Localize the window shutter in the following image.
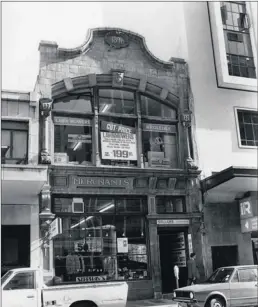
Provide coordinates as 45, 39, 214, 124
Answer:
220, 5, 228, 25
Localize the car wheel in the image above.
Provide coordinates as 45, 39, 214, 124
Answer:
209, 297, 225, 307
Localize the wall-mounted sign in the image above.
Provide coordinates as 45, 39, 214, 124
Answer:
76, 275, 107, 282
101, 132, 137, 161
49, 218, 62, 239
54, 153, 68, 164
117, 238, 128, 253
240, 216, 258, 233
70, 176, 133, 188
157, 219, 190, 226
239, 197, 253, 219
54, 116, 91, 126
68, 134, 92, 143
105, 31, 129, 49
171, 249, 187, 267
188, 233, 193, 254
142, 123, 176, 134
101, 121, 136, 134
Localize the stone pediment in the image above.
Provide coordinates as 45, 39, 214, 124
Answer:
53, 27, 175, 70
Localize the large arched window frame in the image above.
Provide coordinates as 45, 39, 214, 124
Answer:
51, 74, 180, 169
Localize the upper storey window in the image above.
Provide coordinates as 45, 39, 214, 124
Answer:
208, 2, 257, 91
53, 96, 93, 165
99, 89, 135, 115
52, 90, 179, 168
221, 2, 256, 78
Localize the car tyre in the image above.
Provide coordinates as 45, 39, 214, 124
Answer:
209, 297, 225, 307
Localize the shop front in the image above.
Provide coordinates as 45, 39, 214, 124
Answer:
49, 168, 200, 300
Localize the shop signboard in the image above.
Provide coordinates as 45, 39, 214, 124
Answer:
157, 219, 190, 226
239, 197, 254, 219
142, 123, 176, 134
68, 134, 92, 143
49, 218, 62, 239
54, 116, 91, 126
70, 176, 133, 188
117, 238, 128, 253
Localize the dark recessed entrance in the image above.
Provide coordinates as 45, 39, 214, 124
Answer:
211, 245, 238, 271
1, 225, 30, 276
158, 228, 188, 293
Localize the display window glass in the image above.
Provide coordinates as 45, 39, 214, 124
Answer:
142, 121, 177, 168
54, 116, 92, 165
52, 197, 149, 283
141, 95, 177, 119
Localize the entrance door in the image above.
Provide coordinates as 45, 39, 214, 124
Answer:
159, 230, 188, 293
1, 225, 30, 276
211, 245, 238, 271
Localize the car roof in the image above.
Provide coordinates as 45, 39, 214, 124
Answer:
6, 268, 37, 273
218, 265, 258, 270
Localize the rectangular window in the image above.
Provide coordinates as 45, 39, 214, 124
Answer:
141, 96, 177, 119
237, 109, 258, 147
52, 197, 149, 283
54, 116, 93, 165
221, 2, 256, 79
99, 117, 137, 167
156, 197, 186, 213
1, 121, 28, 164
142, 122, 177, 168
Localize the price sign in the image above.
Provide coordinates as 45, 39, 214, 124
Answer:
101, 132, 137, 161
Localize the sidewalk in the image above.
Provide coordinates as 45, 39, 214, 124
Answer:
126, 299, 178, 307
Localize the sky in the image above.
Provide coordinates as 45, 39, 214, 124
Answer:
2, 2, 187, 92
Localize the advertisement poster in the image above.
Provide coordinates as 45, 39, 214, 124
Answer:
171, 249, 187, 267
68, 134, 92, 143
101, 132, 137, 160
117, 238, 128, 253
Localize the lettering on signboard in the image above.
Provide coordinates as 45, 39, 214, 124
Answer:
76, 275, 107, 282
239, 198, 253, 219
157, 219, 190, 226
70, 176, 133, 189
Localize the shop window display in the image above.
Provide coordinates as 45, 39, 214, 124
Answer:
52, 197, 148, 283
142, 121, 177, 168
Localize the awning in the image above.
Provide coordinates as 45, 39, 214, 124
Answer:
201, 166, 258, 203
1, 165, 48, 204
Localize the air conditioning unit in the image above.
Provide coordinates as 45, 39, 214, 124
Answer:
72, 198, 84, 213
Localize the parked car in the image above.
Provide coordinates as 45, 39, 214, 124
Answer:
1, 267, 128, 307
172, 265, 258, 307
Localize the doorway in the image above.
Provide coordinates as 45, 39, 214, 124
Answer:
159, 229, 188, 293
211, 245, 238, 271
1, 225, 30, 276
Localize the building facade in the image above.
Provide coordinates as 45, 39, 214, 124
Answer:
1, 90, 48, 276
31, 28, 206, 300
181, 1, 258, 277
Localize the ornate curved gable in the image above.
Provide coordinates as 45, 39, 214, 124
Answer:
57, 27, 174, 70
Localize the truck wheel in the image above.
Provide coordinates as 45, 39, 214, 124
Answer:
209, 297, 225, 307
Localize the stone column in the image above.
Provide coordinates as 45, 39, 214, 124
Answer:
136, 93, 143, 168
93, 88, 101, 167
39, 98, 53, 164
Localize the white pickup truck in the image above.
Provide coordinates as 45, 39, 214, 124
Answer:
1, 268, 128, 307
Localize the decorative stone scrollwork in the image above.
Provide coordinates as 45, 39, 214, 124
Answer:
39, 98, 53, 118
180, 110, 192, 127
112, 70, 125, 87
186, 157, 198, 170
40, 149, 51, 165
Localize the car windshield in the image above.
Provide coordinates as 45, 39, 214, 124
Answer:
1, 271, 13, 285
206, 268, 234, 283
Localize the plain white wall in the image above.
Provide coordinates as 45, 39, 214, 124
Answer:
183, 2, 257, 177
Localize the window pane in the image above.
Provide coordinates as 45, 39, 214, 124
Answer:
140, 96, 176, 119
54, 117, 92, 165
238, 268, 258, 282
156, 197, 185, 213
4, 272, 34, 290
1, 130, 11, 158
53, 96, 92, 113
99, 89, 135, 115
117, 199, 146, 214
142, 123, 177, 168
13, 131, 27, 159
237, 110, 258, 146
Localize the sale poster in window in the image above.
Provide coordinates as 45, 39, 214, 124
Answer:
101, 132, 137, 160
